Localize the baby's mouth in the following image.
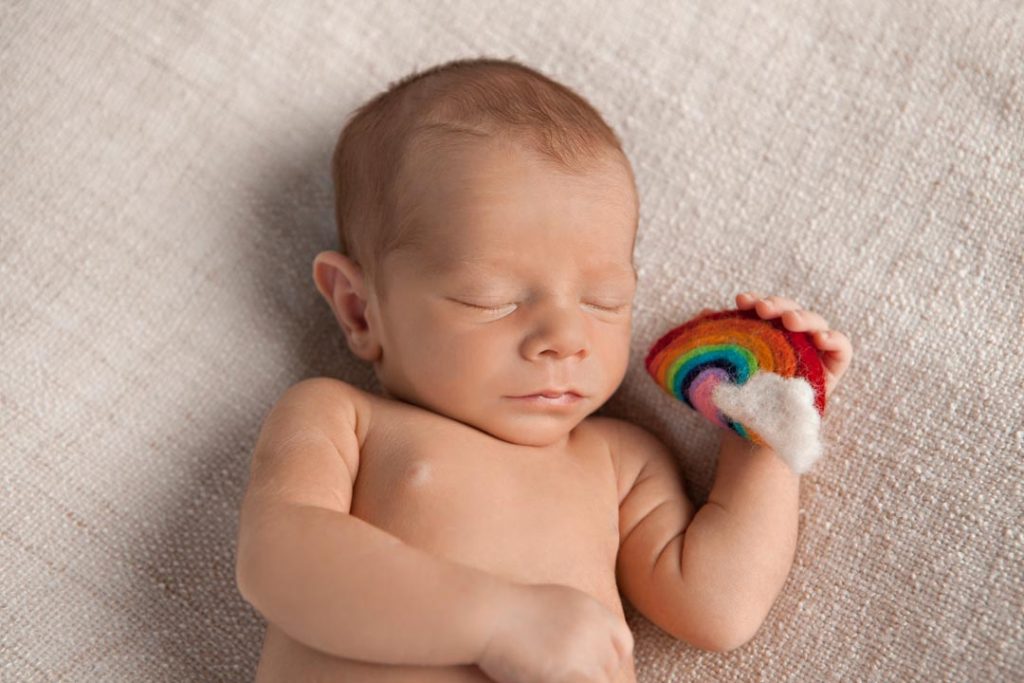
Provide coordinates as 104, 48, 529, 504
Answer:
506, 391, 583, 407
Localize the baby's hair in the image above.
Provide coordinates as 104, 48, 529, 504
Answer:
330, 55, 634, 300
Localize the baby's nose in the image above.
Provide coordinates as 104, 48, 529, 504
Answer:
522, 303, 590, 360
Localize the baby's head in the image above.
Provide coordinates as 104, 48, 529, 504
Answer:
313, 57, 639, 449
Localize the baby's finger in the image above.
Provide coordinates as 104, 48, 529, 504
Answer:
812, 329, 853, 383
736, 292, 762, 309
779, 308, 830, 333
755, 295, 802, 319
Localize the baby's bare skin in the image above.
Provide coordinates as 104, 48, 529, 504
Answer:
239, 134, 644, 681
252, 384, 636, 682
237, 122, 854, 679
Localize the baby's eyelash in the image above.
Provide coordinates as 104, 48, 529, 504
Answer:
457, 300, 627, 313
469, 302, 514, 312
586, 302, 629, 313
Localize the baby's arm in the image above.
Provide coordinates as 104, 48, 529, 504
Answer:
681, 430, 800, 645
618, 293, 849, 651
235, 379, 511, 666
612, 422, 799, 652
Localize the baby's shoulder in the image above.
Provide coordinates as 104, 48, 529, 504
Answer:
579, 415, 667, 496
577, 415, 632, 471
278, 376, 377, 443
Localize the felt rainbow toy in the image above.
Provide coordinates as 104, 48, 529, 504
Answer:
644, 308, 828, 474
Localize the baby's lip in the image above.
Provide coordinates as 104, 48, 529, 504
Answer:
510, 388, 583, 399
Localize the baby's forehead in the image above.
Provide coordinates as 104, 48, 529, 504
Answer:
403, 151, 635, 222
391, 136, 637, 273
404, 131, 634, 189
406, 234, 636, 283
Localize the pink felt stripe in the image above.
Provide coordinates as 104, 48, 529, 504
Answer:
690, 367, 730, 428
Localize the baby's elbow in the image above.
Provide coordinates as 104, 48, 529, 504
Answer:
687, 632, 755, 654
682, 612, 765, 653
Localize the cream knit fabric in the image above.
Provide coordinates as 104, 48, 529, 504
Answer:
2, 1, 1021, 680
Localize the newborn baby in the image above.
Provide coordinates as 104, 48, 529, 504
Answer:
235, 57, 851, 682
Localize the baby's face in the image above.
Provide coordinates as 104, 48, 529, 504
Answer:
370, 137, 638, 449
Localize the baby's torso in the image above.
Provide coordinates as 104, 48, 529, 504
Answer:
254, 387, 636, 683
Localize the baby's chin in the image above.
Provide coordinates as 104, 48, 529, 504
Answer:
468, 405, 595, 449
376, 382, 596, 448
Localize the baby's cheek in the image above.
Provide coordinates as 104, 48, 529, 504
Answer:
598, 333, 630, 393
429, 343, 489, 391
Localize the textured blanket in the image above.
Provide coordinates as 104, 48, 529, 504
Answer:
2, 1, 1021, 680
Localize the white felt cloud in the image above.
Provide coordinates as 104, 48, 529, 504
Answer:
712, 372, 823, 474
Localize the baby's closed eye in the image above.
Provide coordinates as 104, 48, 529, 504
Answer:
447, 299, 517, 316
582, 301, 631, 312
451, 299, 630, 318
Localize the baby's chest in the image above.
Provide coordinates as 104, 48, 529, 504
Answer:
349, 435, 621, 589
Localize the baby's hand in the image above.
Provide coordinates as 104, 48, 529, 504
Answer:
731, 292, 852, 400
477, 582, 633, 683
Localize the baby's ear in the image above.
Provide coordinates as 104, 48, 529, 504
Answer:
311, 251, 380, 362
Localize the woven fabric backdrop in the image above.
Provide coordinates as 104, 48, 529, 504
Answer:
2, 0, 1022, 680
